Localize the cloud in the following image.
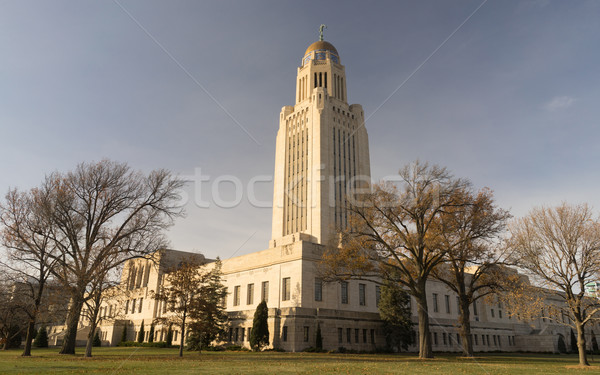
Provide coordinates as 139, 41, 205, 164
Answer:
544, 96, 576, 111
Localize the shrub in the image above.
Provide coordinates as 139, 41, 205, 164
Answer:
137, 321, 145, 343
250, 300, 269, 351
93, 330, 102, 347
33, 326, 48, 348
315, 324, 323, 351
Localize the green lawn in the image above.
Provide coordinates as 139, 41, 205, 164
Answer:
0, 348, 599, 374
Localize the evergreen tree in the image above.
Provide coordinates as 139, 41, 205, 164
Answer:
378, 281, 414, 352
571, 329, 578, 353
33, 326, 48, 348
93, 330, 101, 347
137, 321, 145, 343
166, 324, 173, 345
120, 325, 127, 343
148, 323, 155, 343
249, 300, 269, 351
315, 323, 323, 351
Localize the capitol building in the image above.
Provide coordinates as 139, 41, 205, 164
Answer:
50, 35, 580, 353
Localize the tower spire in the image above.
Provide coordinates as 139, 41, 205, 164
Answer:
319, 24, 327, 41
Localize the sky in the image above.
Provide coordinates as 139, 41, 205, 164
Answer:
1, 1, 600, 260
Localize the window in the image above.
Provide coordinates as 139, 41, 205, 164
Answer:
282, 278, 291, 301
138, 298, 143, 313
233, 286, 241, 306
434, 332, 438, 345
432, 293, 439, 313
355, 329, 359, 343
304, 327, 310, 342
473, 301, 478, 316
247, 327, 251, 341
491, 309, 495, 318
341, 281, 349, 304
363, 329, 367, 343
241, 327, 245, 342
228, 328, 233, 341
234, 328, 239, 341
346, 328, 351, 343
338, 328, 343, 344
445, 295, 450, 314
474, 334, 478, 345
282, 326, 288, 342
131, 299, 136, 314
486, 335, 490, 346
314, 278, 323, 302
174, 331, 178, 341
247, 284, 254, 305
493, 335, 497, 346
375, 285, 381, 307
359, 284, 366, 306
499, 310, 503, 319
456, 333, 460, 345
443, 332, 447, 345
370, 329, 375, 344
125, 300, 129, 314
261, 281, 269, 302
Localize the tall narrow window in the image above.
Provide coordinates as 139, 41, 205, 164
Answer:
341, 281, 349, 304
282, 326, 288, 342
304, 326, 310, 342
375, 285, 381, 307
261, 281, 269, 302
359, 283, 366, 306
233, 285, 240, 306
338, 328, 343, 343
247, 284, 254, 305
314, 278, 323, 301
432, 293, 439, 313
282, 277, 291, 301
138, 298, 143, 313
445, 295, 450, 314
314, 73, 317, 88
324, 72, 327, 89
319, 72, 322, 87
346, 328, 351, 343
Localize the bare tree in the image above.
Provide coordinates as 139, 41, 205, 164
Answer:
508, 203, 600, 366
321, 161, 470, 358
29, 160, 184, 355
431, 188, 511, 357
0, 188, 59, 356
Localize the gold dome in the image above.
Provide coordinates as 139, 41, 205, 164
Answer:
304, 40, 338, 56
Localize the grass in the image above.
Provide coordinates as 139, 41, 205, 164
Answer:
1, 347, 599, 374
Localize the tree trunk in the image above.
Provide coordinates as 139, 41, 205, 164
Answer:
59, 296, 84, 355
22, 319, 36, 357
458, 296, 474, 357
85, 320, 97, 358
576, 321, 589, 366
179, 310, 186, 358
415, 284, 433, 359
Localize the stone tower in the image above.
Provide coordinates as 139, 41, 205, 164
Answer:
270, 38, 371, 247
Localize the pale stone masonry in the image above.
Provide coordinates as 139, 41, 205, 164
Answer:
48, 37, 600, 353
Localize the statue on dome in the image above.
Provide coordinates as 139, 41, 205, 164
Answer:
319, 24, 327, 41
